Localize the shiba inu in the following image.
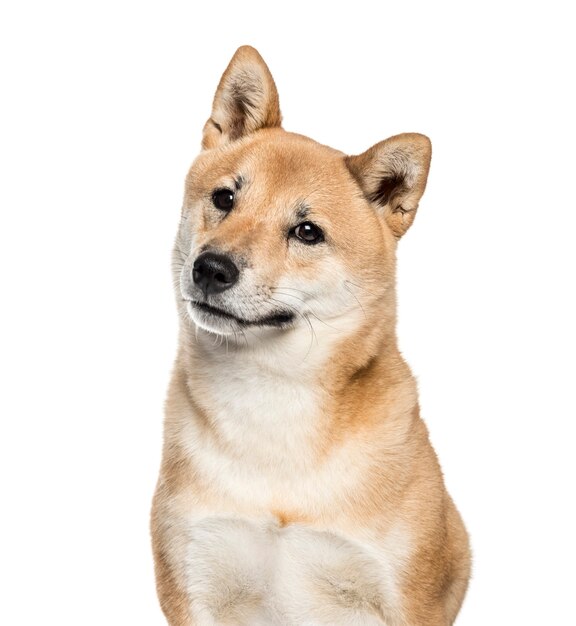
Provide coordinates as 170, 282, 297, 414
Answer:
151, 46, 471, 625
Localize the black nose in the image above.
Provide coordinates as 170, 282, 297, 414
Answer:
192, 252, 240, 297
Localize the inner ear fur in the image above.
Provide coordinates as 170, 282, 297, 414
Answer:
345, 133, 432, 238
202, 46, 282, 150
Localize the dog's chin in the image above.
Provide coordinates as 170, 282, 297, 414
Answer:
186, 301, 295, 336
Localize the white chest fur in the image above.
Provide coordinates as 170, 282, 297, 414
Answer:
171, 328, 409, 624
177, 315, 415, 502
180, 327, 354, 509
184, 515, 408, 626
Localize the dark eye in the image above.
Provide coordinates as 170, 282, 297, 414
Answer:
212, 188, 234, 211
292, 222, 324, 245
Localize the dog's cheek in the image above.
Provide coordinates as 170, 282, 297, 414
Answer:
343, 216, 397, 290
279, 256, 355, 318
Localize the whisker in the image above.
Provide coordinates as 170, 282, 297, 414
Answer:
344, 280, 378, 298
307, 310, 341, 331
271, 291, 340, 331
238, 327, 249, 348
269, 297, 318, 361
343, 282, 367, 320
273, 286, 315, 299
271, 290, 307, 304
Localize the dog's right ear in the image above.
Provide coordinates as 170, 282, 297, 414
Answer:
345, 133, 432, 238
201, 46, 282, 150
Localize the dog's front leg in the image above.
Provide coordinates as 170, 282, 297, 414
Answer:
152, 542, 194, 626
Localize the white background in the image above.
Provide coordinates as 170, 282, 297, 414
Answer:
1, 1, 574, 624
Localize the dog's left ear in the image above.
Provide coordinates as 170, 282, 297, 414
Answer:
202, 46, 282, 150
345, 133, 432, 238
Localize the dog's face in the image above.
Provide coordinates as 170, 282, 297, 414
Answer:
175, 47, 431, 339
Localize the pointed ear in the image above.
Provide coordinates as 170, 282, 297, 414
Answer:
201, 46, 282, 150
345, 133, 432, 238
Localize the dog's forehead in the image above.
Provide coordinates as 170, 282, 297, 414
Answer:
191, 130, 355, 202
240, 132, 344, 183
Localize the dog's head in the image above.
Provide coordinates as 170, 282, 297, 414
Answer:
176, 47, 431, 341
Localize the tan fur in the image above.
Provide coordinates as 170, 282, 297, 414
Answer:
152, 46, 470, 625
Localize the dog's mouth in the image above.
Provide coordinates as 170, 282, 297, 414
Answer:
189, 300, 295, 328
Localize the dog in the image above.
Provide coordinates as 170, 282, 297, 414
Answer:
151, 45, 471, 625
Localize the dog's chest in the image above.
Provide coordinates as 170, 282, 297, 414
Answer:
181, 376, 369, 515
184, 515, 406, 625
178, 350, 407, 622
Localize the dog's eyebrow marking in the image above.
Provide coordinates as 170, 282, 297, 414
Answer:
234, 175, 245, 191
296, 202, 310, 220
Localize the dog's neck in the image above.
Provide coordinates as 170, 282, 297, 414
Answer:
171, 305, 415, 492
